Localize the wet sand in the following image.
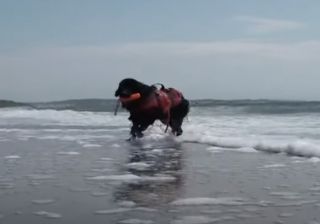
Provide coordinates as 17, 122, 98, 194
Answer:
1, 138, 320, 224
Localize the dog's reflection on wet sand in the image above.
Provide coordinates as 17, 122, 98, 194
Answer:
113, 140, 185, 207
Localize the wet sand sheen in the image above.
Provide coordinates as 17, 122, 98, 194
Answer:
1, 137, 320, 224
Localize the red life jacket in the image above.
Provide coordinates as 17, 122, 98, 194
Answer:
133, 87, 183, 115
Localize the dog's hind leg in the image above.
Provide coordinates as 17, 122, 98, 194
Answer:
173, 98, 190, 136
169, 118, 184, 136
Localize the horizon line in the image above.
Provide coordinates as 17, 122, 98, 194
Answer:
1, 98, 319, 104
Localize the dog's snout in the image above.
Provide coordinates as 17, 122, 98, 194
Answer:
115, 90, 120, 97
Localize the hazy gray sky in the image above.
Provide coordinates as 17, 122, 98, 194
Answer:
1, 0, 320, 102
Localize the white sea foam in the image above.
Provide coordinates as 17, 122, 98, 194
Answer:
3, 108, 320, 159
206, 146, 257, 153
171, 215, 234, 224
180, 130, 320, 158
118, 219, 154, 224
4, 155, 21, 159
94, 207, 157, 215
274, 200, 318, 207
38, 134, 114, 141
140, 117, 320, 159
27, 175, 56, 180
200, 210, 222, 214
152, 149, 164, 154
87, 174, 176, 183
32, 199, 54, 204
262, 164, 286, 168
33, 211, 61, 219
135, 207, 157, 212
0, 109, 129, 127
169, 197, 265, 206
308, 157, 320, 163
90, 192, 108, 197
117, 201, 136, 207
278, 213, 293, 218
268, 192, 300, 196
94, 208, 132, 214
280, 195, 302, 200
82, 144, 102, 148
57, 151, 79, 155
125, 162, 151, 170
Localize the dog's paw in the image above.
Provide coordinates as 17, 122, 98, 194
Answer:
130, 126, 144, 139
174, 127, 183, 136
126, 137, 133, 141
136, 132, 144, 138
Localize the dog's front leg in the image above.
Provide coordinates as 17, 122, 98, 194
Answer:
128, 122, 144, 141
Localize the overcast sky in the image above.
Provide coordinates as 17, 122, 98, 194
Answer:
1, 0, 320, 102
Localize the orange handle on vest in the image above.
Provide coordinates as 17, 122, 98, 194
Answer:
119, 93, 141, 103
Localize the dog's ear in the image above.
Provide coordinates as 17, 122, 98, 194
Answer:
114, 85, 131, 97
136, 83, 154, 98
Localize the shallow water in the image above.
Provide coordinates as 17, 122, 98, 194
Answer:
1, 108, 320, 223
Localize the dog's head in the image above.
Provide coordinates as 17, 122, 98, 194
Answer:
114, 78, 154, 99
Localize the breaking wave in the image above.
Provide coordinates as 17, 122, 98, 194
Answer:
2, 99, 320, 114
1, 107, 320, 159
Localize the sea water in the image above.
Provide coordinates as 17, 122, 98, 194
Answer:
1, 101, 320, 223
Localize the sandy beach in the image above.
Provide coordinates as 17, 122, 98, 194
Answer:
1, 133, 320, 224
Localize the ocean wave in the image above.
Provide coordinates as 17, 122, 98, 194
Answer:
179, 129, 320, 159
1, 107, 320, 159
2, 99, 320, 114
0, 108, 130, 127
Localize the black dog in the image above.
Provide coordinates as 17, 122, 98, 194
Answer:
115, 78, 190, 140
